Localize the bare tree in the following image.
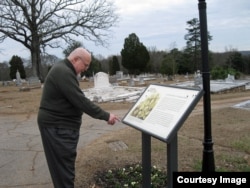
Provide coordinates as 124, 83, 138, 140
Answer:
0, 0, 118, 81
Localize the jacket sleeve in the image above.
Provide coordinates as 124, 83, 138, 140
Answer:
57, 68, 110, 121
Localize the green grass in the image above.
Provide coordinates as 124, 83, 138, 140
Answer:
231, 136, 250, 153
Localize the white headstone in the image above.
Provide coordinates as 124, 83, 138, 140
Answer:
139, 76, 145, 84
94, 72, 111, 88
225, 74, 235, 83
129, 78, 134, 86
194, 70, 202, 86
116, 71, 123, 79
16, 70, 21, 86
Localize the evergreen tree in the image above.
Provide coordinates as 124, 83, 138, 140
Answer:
184, 18, 212, 72
226, 52, 244, 73
121, 33, 150, 75
9, 55, 26, 79
109, 56, 120, 75
160, 55, 173, 76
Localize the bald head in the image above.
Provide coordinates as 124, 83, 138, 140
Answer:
68, 47, 91, 63
67, 47, 92, 74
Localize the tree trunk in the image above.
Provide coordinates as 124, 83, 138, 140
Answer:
31, 35, 43, 82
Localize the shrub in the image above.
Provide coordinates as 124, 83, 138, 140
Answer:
94, 163, 167, 188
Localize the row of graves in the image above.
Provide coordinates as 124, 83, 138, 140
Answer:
2, 70, 41, 91
83, 71, 250, 102
2, 70, 250, 100
172, 70, 250, 94
83, 71, 250, 103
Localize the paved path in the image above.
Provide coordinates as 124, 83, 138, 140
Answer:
0, 110, 127, 188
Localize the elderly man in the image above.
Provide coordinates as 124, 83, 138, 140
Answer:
37, 47, 120, 188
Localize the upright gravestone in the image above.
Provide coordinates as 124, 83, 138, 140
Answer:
138, 76, 145, 85
194, 70, 202, 86
16, 70, 21, 86
129, 78, 135, 87
94, 72, 111, 88
185, 72, 189, 80
225, 74, 235, 83
116, 71, 123, 79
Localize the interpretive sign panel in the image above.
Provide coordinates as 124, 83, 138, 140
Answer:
122, 84, 203, 142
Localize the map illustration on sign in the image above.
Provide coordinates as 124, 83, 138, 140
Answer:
131, 92, 160, 120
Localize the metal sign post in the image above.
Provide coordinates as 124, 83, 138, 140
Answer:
167, 134, 178, 188
141, 132, 177, 188
198, 0, 215, 172
142, 132, 151, 188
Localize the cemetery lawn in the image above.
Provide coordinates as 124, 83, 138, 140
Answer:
0, 78, 250, 188
75, 91, 250, 187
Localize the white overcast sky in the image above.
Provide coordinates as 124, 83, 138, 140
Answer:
0, 0, 249, 62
